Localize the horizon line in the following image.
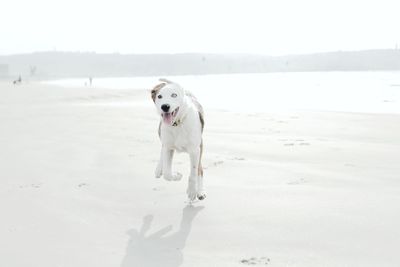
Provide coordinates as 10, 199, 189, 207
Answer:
1, 48, 400, 58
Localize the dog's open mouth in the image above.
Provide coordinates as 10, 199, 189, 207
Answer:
161, 107, 179, 125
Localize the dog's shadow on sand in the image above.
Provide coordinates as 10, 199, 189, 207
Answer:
121, 205, 204, 267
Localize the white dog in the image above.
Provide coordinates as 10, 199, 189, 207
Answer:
151, 78, 206, 201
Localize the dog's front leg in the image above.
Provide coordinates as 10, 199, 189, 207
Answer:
155, 148, 163, 178
187, 148, 200, 201
162, 146, 182, 181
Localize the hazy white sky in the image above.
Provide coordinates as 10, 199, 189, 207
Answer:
1, 0, 399, 55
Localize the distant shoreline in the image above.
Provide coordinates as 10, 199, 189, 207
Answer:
1, 69, 400, 82
1, 49, 400, 79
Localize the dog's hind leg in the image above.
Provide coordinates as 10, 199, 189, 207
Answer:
197, 142, 206, 200
197, 165, 206, 200
187, 147, 201, 201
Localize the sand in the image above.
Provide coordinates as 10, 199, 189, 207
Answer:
1, 81, 400, 267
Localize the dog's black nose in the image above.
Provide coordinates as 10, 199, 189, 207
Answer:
161, 104, 170, 112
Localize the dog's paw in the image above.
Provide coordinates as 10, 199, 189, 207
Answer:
197, 191, 206, 201
164, 172, 182, 181
155, 165, 162, 178
187, 190, 197, 202
186, 178, 198, 201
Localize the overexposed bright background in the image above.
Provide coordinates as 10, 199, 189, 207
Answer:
1, 0, 399, 55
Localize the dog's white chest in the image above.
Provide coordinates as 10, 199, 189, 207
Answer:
169, 126, 191, 152
175, 129, 193, 152
161, 119, 200, 153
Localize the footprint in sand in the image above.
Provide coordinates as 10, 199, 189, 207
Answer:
230, 157, 246, 161
19, 183, 42, 189
204, 160, 224, 170
240, 257, 271, 265
284, 143, 295, 146
299, 142, 310, 146
279, 138, 311, 146
152, 186, 165, 191
344, 163, 356, 167
287, 178, 307, 185
213, 160, 224, 166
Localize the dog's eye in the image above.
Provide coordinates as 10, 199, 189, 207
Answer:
171, 93, 177, 98
157, 95, 162, 99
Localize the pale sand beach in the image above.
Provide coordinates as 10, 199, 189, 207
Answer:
1, 81, 400, 267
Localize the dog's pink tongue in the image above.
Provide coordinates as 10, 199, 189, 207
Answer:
163, 113, 173, 125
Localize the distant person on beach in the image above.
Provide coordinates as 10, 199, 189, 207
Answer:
89, 77, 93, 86
13, 75, 22, 85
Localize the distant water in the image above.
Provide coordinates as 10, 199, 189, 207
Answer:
45, 72, 400, 114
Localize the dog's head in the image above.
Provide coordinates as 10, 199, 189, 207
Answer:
151, 79, 185, 125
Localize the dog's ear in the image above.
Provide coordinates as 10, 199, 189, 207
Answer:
159, 78, 174, 84
151, 82, 166, 102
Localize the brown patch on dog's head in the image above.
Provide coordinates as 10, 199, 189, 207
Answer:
151, 82, 166, 102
